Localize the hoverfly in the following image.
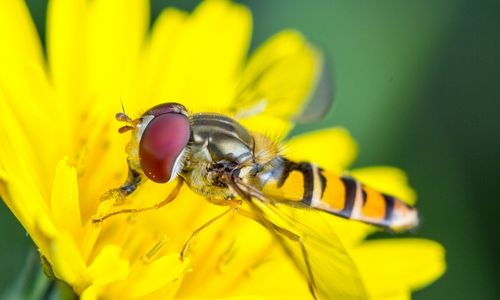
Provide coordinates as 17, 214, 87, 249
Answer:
93, 35, 418, 299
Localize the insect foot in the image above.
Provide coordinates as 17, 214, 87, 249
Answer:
91, 189, 128, 223
100, 188, 127, 204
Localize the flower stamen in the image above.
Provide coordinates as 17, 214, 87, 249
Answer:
142, 236, 168, 263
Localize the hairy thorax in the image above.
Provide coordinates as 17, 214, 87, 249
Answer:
178, 113, 280, 202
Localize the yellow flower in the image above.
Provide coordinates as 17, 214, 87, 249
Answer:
0, 0, 445, 299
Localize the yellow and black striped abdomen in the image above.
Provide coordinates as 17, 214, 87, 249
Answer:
269, 161, 419, 231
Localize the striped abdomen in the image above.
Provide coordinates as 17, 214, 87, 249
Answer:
268, 160, 418, 231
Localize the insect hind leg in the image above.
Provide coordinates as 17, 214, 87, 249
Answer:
179, 206, 238, 261
238, 209, 318, 300
227, 175, 319, 299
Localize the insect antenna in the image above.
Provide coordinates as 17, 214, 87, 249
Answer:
120, 99, 126, 115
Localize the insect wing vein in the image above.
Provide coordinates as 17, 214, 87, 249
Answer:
229, 31, 332, 124
233, 178, 368, 299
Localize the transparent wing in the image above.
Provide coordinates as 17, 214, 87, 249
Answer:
230, 178, 368, 299
230, 30, 333, 124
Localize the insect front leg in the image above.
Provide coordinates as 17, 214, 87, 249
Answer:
92, 178, 183, 223
100, 161, 143, 204
119, 166, 143, 196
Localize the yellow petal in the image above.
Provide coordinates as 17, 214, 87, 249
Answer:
80, 285, 99, 300
225, 245, 311, 299
284, 127, 358, 173
69, 105, 129, 221
0, 0, 43, 68
0, 73, 60, 178
350, 167, 416, 204
85, 0, 148, 107
235, 30, 321, 121
180, 218, 273, 296
87, 245, 130, 286
174, 297, 263, 300
144, 0, 251, 112
164, 291, 264, 300
4, 175, 58, 257
169, 211, 312, 299
125, 254, 187, 298
0, 1, 58, 154
374, 292, 410, 300
50, 158, 82, 236
6, 176, 60, 264
352, 239, 446, 298
126, 7, 188, 112
46, 0, 87, 119
0, 91, 50, 225
51, 233, 88, 288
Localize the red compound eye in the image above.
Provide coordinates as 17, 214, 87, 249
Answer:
139, 113, 190, 183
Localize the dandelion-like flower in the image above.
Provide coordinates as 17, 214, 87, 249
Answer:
0, 0, 445, 299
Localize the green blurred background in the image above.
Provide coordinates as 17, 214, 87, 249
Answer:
1, 0, 499, 299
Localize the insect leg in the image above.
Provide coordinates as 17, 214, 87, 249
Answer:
238, 209, 318, 300
92, 179, 183, 223
270, 223, 317, 300
227, 177, 318, 300
180, 206, 238, 261
100, 164, 143, 204
119, 166, 143, 196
